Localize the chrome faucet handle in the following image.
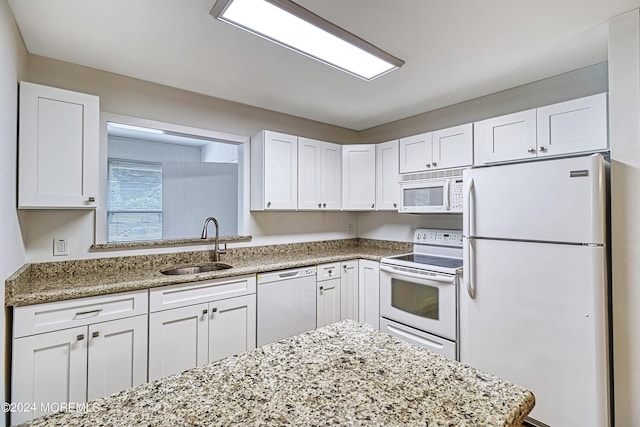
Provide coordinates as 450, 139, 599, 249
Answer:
218, 243, 228, 255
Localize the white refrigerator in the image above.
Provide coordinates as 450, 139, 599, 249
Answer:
461, 154, 610, 427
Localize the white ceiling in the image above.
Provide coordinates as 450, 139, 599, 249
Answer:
8, 0, 640, 130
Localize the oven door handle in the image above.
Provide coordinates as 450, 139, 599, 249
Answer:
380, 265, 455, 284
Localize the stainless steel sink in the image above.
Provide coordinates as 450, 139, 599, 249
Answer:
160, 263, 233, 275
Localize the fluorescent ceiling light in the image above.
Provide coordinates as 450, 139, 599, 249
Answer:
210, 0, 404, 81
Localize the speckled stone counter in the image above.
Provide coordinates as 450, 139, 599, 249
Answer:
22, 320, 535, 427
6, 238, 412, 306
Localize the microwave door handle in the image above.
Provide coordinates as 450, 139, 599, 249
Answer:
443, 179, 450, 211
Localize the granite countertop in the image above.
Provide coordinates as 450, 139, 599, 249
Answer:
6, 238, 412, 307
22, 320, 535, 427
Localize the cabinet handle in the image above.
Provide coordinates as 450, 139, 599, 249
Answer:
425, 164, 431, 168
393, 203, 397, 208
75, 308, 102, 318
432, 162, 437, 167
322, 203, 326, 208
318, 203, 322, 208
87, 197, 96, 203
527, 147, 536, 154
92, 331, 99, 338
211, 307, 218, 313
77, 334, 85, 341
319, 286, 324, 292
343, 265, 347, 270
202, 309, 208, 315
371, 203, 375, 209
267, 202, 271, 208
539, 146, 548, 153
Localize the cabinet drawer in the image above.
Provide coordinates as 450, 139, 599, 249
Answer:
150, 274, 256, 312
317, 263, 341, 281
13, 290, 148, 338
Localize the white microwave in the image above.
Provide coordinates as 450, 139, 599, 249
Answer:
398, 169, 465, 213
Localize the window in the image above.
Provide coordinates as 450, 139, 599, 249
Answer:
100, 117, 247, 244
107, 160, 163, 242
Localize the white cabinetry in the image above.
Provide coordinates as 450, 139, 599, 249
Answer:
11, 291, 148, 426
375, 140, 399, 211
316, 263, 341, 327
148, 275, 256, 381
475, 93, 608, 165
342, 144, 376, 210
432, 123, 473, 169
399, 124, 473, 173
399, 132, 432, 174
18, 81, 99, 209
340, 261, 359, 321
298, 138, 341, 210
251, 130, 298, 210
359, 260, 380, 330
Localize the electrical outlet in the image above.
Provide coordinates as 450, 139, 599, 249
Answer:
348, 224, 354, 235
53, 238, 68, 256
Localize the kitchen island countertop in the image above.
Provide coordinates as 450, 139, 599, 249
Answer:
22, 320, 534, 427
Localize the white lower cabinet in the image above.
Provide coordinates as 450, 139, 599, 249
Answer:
11, 290, 148, 426
359, 260, 380, 330
148, 275, 256, 381
340, 261, 359, 321
87, 315, 148, 400
316, 263, 341, 328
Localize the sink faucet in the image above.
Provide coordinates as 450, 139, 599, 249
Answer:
201, 216, 227, 262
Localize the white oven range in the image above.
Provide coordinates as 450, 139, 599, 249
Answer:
379, 228, 462, 360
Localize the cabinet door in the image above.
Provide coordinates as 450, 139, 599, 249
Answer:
536, 93, 608, 158
12, 327, 88, 426
340, 261, 359, 321
87, 315, 148, 401
209, 294, 256, 363
358, 260, 380, 330
375, 140, 399, 210
148, 303, 209, 381
263, 131, 298, 210
342, 145, 376, 210
432, 123, 473, 169
18, 82, 99, 209
399, 132, 432, 173
476, 109, 537, 165
317, 278, 341, 328
298, 137, 322, 210
321, 142, 342, 210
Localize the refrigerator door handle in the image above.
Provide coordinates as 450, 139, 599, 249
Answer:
465, 238, 476, 299
464, 177, 476, 298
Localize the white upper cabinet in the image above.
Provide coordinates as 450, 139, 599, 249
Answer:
475, 109, 537, 165
399, 132, 433, 173
399, 124, 473, 173
375, 140, 399, 211
251, 130, 298, 210
342, 144, 376, 210
18, 82, 99, 209
298, 137, 341, 210
432, 123, 473, 169
536, 93, 608, 158
475, 93, 608, 165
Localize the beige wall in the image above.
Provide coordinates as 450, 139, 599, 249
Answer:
608, 9, 640, 426
0, 1, 27, 425
359, 62, 609, 144
19, 58, 608, 262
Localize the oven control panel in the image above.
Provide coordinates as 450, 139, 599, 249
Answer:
414, 228, 463, 247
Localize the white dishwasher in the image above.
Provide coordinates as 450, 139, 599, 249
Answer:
257, 266, 317, 347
